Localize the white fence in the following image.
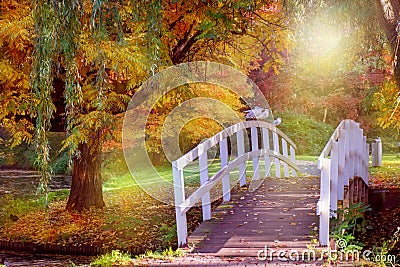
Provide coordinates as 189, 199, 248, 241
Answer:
317, 119, 369, 246
173, 120, 298, 246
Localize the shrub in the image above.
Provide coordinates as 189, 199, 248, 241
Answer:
91, 250, 132, 267
276, 112, 334, 155
0, 131, 70, 174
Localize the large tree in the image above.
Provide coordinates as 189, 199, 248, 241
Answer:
1, 0, 287, 211
372, 0, 400, 130
31, 0, 149, 210
374, 0, 400, 79
276, 0, 393, 128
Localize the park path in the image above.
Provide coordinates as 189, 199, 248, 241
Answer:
1, 162, 324, 267
130, 169, 324, 266
187, 176, 320, 258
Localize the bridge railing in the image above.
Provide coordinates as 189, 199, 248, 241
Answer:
317, 119, 369, 246
173, 120, 298, 246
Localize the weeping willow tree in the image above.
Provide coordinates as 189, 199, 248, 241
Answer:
28, 0, 292, 211
30, 0, 159, 211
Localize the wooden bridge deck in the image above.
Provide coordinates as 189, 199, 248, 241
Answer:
188, 176, 320, 257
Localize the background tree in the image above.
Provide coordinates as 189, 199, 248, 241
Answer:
0, 0, 34, 147
275, 0, 392, 133
1, 0, 289, 211
373, 0, 400, 130
28, 0, 149, 210
163, 0, 287, 68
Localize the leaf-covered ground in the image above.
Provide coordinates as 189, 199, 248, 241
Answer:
0, 186, 212, 253
0, 147, 229, 255
356, 206, 400, 260
0, 155, 399, 259
356, 155, 400, 257
369, 155, 400, 189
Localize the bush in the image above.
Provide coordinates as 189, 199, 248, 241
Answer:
0, 131, 69, 174
50, 150, 70, 175
276, 112, 334, 155
91, 250, 132, 267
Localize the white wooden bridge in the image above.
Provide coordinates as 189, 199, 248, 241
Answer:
172, 119, 369, 253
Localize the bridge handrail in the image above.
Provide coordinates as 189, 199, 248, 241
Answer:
173, 120, 298, 246
174, 121, 297, 169
317, 119, 369, 246
179, 149, 299, 214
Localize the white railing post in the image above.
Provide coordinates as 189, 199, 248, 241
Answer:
344, 121, 351, 186
220, 138, 230, 201
237, 129, 246, 186
282, 139, 289, 177
357, 128, 363, 177
318, 119, 369, 247
337, 133, 346, 201
330, 140, 339, 217
353, 127, 359, 177
318, 158, 331, 246
362, 136, 368, 204
363, 136, 368, 183
173, 163, 188, 246
251, 127, 260, 180
172, 120, 299, 248
273, 131, 281, 178
262, 128, 271, 177
199, 145, 211, 221
349, 122, 356, 178
290, 146, 297, 177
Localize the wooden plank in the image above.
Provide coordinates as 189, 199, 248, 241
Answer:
318, 158, 330, 246
290, 146, 296, 177
251, 127, 260, 180
343, 186, 349, 209
330, 141, 339, 217
262, 128, 271, 177
282, 139, 289, 177
199, 149, 211, 221
273, 132, 281, 178
349, 179, 354, 205
344, 121, 350, 186
175, 120, 297, 169
349, 123, 355, 179
172, 165, 188, 246
337, 133, 345, 200
180, 150, 300, 214
237, 129, 246, 186
220, 138, 230, 202
188, 177, 319, 256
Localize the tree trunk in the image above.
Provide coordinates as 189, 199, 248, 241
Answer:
66, 131, 105, 211
374, 0, 400, 81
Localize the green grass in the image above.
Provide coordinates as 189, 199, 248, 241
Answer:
102, 152, 310, 193
296, 155, 318, 162
276, 112, 334, 155
90, 250, 132, 267
0, 190, 70, 224
137, 247, 184, 260
369, 155, 400, 188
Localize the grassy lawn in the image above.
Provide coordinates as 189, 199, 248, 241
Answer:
369, 154, 400, 188
0, 152, 398, 258
0, 151, 307, 253
296, 155, 318, 162
0, 156, 203, 252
